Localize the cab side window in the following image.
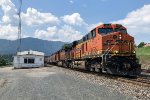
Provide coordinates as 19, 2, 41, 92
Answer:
91, 29, 96, 38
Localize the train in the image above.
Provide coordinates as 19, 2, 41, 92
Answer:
45, 23, 141, 76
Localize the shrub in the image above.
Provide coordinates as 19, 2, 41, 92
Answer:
138, 42, 145, 48
0, 58, 7, 66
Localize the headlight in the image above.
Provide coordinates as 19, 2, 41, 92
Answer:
119, 34, 122, 39
133, 51, 136, 53
115, 50, 119, 53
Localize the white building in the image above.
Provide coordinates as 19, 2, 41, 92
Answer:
13, 50, 44, 68
144, 43, 150, 47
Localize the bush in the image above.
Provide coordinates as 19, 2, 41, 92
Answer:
138, 42, 145, 48
62, 44, 72, 50
0, 58, 7, 66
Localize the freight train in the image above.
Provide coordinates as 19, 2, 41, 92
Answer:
45, 24, 141, 76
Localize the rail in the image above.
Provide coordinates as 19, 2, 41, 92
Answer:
117, 76, 150, 87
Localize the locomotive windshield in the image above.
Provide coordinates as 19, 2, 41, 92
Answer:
98, 28, 113, 34
98, 28, 127, 34
115, 28, 127, 34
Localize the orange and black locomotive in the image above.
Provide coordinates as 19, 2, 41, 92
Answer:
46, 24, 141, 76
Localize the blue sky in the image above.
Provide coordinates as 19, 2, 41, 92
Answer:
12, 0, 150, 23
0, 0, 150, 44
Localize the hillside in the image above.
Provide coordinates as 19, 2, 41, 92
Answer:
0, 37, 66, 56
136, 47, 150, 69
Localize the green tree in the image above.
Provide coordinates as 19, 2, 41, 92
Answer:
0, 58, 7, 66
62, 44, 72, 50
138, 42, 145, 48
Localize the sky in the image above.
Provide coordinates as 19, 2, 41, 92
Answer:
0, 0, 150, 44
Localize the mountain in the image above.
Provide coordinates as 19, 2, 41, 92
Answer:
0, 37, 66, 56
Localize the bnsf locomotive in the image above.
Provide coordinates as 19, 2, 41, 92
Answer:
46, 24, 141, 76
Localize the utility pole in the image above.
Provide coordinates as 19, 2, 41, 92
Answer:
16, 0, 22, 67
17, 0, 22, 52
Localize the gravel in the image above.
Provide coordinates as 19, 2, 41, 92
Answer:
53, 66, 150, 100
0, 66, 131, 100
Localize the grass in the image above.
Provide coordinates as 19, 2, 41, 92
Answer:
136, 47, 150, 70
136, 47, 150, 56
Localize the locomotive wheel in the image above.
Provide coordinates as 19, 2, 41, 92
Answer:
91, 68, 95, 72
85, 61, 91, 71
70, 62, 73, 68
98, 68, 102, 73
67, 63, 70, 68
62, 62, 65, 67
85, 66, 91, 71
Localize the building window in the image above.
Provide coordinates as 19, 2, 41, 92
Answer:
28, 58, 35, 64
24, 58, 27, 63
24, 58, 35, 64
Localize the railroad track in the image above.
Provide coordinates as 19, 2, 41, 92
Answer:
117, 75, 150, 87
53, 65, 150, 87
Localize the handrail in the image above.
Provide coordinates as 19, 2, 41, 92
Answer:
102, 42, 117, 62
103, 42, 117, 55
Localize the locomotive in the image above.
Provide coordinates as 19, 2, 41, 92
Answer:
46, 24, 141, 76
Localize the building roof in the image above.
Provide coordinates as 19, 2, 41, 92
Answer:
17, 50, 44, 56
144, 43, 150, 47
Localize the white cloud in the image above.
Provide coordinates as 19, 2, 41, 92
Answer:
2, 15, 10, 23
35, 26, 57, 40
0, 0, 19, 40
22, 8, 60, 26
34, 25, 83, 42
69, 0, 74, 4
0, 24, 18, 40
0, 0, 84, 42
87, 22, 103, 31
88, 5, 150, 44
1, 0, 60, 26
0, 1, 2, 5
113, 4, 150, 36
61, 13, 86, 26
0, 0, 61, 40
0, 0, 18, 25
1, 0, 149, 44
58, 25, 83, 42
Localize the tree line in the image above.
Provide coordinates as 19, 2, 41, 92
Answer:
0, 42, 147, 66
0, 54, 14, 66
137, 42, 145, 48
